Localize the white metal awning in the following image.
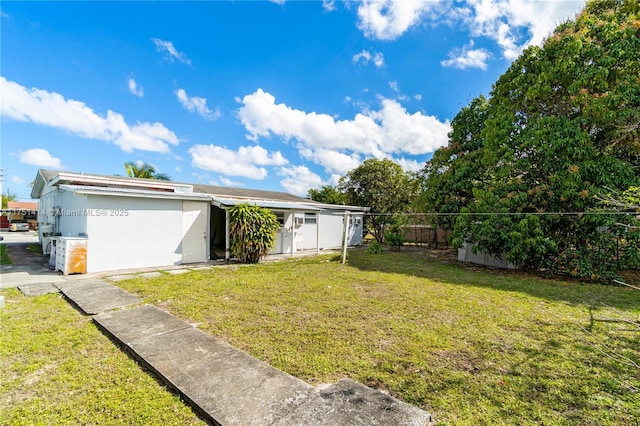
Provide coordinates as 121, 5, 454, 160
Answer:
211, 197, 322, 211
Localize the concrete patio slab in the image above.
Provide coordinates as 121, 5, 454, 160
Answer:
137, 271, 163, 278
275, 378, 433, 426
93, 304, 192, 343
0, 268, 65, 288
57, 280, 141, 315
18, 283, 60, 296
106, 274, 137, 282
56, 279, 113, 292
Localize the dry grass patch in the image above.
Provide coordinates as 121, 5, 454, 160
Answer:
118, 249, 640, 425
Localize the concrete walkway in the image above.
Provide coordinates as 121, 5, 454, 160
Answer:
3, 243, 433, 425
51, 279, 433, 425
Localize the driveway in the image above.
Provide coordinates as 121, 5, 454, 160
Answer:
0, 239, 64, 289
0, 229, 39, 244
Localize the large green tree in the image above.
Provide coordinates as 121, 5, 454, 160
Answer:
425, 0, 639, 280
339, 158, 417, 243
418, 95, 491, 228
124, 162, 171, 181
308, 185, 348, 205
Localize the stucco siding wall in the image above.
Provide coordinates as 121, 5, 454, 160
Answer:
58, 190, 88, 237
318, 212, 344, 249
85, 195, 183, 273
314, 211, 364, 249
348, 213, 364, 246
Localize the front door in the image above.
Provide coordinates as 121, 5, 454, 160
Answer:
182, 201, 208, 263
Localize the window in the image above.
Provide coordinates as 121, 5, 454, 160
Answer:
304, 213, 317, 224
274, 211, 285, 226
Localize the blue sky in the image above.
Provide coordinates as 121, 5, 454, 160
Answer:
1, 0, 585, 200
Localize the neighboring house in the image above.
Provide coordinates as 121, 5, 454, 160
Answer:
2, 201, 39, 230
30, 169, 366, 274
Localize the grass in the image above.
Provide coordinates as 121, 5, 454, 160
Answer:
0, 289, 204, 425
27, 243, 42, 253
0, 244, 11, 265
115, 248, 640, 425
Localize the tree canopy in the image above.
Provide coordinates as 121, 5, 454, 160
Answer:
420, 0, 639, 280
339, 158, 417, 243
124, 162, 171, 181
308, 185, 348, 205
2, 192, 17, 209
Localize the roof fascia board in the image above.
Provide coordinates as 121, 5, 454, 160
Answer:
60, 186, 210, 202
53, 172, 185, 191
30, 170, 47, 199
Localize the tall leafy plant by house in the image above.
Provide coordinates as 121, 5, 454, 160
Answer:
228, 203, 280, 264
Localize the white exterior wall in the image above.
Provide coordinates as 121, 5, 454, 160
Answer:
315, 211, 364, 249
317, 212, 344, 249
458, 242, 515, 269
347, 213, 364, 246
302, 213, 318, 250
85, 195, 185, 273
37, 189, 59, 250
292, 213, 304, 251
58, 190, 88, 237
37, 187, 93, 238
270, 212, 293, 254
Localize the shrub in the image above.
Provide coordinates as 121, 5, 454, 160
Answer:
228, 203, 280, 263
385, 231, 406, 250
366, 240, 383, 254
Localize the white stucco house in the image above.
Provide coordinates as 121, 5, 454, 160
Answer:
30, 169, 367, 274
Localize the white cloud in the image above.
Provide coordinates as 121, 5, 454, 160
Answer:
278, 166, 324, 196
0, 77, 179, 153
238, 88, 450, 175
19, 148, 63, 169
352, 50, 385, 68
356, 0, 584, 61
175, 88, 221, 120
441, 41, 491, 70
459, 0, 585, 60
357, 0, 440, 40
219, 176, 243, 187
387, 81, 410, 101
189, 144, 288, 179
322, 0, 336, 12
414, 94, 423, 101
11, 176, 26, 185
393, 156, 423, 172
127, 76, 144, 97
270, 0, 286, 4
191, 171, 211, 182
151, 38, 191, 65
327, 174, 342, 187
298, 146, 362, 175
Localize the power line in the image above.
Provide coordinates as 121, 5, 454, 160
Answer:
364, 211, 637, 217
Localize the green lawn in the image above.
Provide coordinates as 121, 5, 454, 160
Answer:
0, 289, 203, 425
0, 243, 11, 265
115, 249, 640, 425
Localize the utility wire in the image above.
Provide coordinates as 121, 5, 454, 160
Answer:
364, 211, 637, 217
